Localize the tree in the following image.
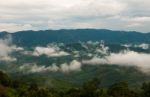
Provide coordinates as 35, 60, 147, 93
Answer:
65, 88, 81, 97
141, 82, 150, 97
81, 78, 101, 97
108, 81, 130, 97
0, 71, 12, 87
0, 85, 7, 97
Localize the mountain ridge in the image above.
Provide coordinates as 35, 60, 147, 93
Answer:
0, 29, 150, 46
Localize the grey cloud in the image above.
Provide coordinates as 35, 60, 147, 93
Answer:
0, 0, 150, 32
0, 23, 32, 32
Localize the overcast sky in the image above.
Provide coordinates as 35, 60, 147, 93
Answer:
0, 0, 150, 32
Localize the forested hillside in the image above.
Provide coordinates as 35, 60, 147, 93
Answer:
0, 71, 150, 97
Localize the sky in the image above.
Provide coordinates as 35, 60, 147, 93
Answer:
0, 0, 150, 32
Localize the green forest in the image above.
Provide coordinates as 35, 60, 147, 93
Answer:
0, 71, 150, 97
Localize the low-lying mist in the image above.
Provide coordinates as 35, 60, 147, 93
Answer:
19, 60, 81, 73
83, 50, 150, 73
0, 37, 150, 74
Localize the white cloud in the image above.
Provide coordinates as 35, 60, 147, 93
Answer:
20, 63, 59, 73
122, 43, 149, 50
19, 60, 81, 73
82, 51, 150, 73
60, 60, 81, 72
14, 47, 24, 51
0, 36, 17, 61
96, 42, 109, 55
82, 57, 107, 65
134, 43, 149, 50
33, 45, 69, 57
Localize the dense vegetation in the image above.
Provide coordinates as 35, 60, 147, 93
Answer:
0, 71, 150, 97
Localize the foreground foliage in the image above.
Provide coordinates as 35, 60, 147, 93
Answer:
0, 71, 150, 97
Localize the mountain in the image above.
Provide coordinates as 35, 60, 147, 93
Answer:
0, 29, 150, 90
1, 29, 150, 46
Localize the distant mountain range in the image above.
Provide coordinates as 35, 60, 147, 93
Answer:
0, 29, 150, 46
